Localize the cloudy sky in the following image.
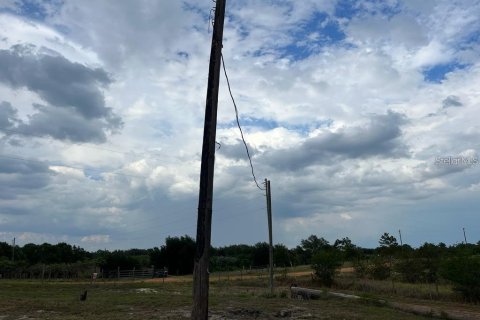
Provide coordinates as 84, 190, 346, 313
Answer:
0, 0, 479, 250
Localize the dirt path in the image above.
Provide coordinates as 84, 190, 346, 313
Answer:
389, 301, 480, 320
145, 267, 354, 284
145, 276, 190, 283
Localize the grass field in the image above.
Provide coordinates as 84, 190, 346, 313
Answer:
1, 268, 479, 319
0, 278, 448, 320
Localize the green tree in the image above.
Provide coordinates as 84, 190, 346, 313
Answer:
417, 243, 442, 284
379, 233, 398, 250
162, 235, 196, 275
375, 233, 398, 286
311, 249, 342, 287
0, 242, 11, 259
296, 235, 330, 265
99, 250, 140, 271
334, 237, 358, 262
22, 243, 42, 265
273, 244, 291, 267
251, 242, 269, 267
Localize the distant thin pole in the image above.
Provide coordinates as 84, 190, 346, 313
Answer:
12, 237, 15, 262
265, 179, 273, 295
463, 227, 468, 244
398, 230, 403, 246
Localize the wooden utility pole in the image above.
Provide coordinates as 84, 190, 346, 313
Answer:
265, 179, 273, 294
191, 0, 226, 319
463, 227, 467, 244
12, 237, 15, 262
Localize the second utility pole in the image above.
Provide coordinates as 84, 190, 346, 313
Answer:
191, 0, 226, 319
265, 179, 273, 295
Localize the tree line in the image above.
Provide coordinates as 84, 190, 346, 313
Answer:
307, 233, 480, 303
1, 234, 479, 301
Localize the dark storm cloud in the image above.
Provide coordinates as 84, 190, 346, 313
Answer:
0, 156, 52, 200
0, 45, 123, 142
218, 140, 257, 161
0, 101, 117, 143
0, 155, 50, 174
16, 103, 110, 143
264, 111, 409, 170
442, 95, 463, 108
0, 101, 18, 129
0, 45, 112, 119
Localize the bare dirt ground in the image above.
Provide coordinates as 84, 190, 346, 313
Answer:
145, 267, 354, 284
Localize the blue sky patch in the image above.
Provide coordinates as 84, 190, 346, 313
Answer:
459, 30, 480, 49
279, 12, 346, 60
423, 62, 468, 83
1, 0, 62, 21
218, 117, 278, 130
335, 0, 401, 19
83, 168, 105, 181
218, 117, 333, 135
335, 0, 361, 19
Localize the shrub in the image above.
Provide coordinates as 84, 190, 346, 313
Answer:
353, 259, 369, 278
311, 250, 343, 287
395, 258, 424, 283
368, 257, 390, 280
440, 255, 480, 303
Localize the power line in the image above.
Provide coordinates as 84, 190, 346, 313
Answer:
221, 54, 265, 191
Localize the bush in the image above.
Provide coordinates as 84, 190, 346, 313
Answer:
440, 255, 480, 303
368, 257, 390, 280
311, 250, 342, 287
395, 258, 424, 283
353, 259, 369, 278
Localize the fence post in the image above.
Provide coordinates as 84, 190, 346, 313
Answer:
133, 267, 136, 281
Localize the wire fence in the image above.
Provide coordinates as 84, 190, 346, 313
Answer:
102, 267, 168, 280
0, 265, 168, 281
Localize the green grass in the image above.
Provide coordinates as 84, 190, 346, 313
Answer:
0, 279, 432, 319
333, 273, 457, 301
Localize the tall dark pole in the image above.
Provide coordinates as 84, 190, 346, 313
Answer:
265, 179, 273, 294
191, 0, 226, 319
12, 237, 15, 262
398, 229, 403, 246
463, 227, 467, 244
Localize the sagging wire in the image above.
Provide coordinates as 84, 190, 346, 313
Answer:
220, 54, 265, 191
